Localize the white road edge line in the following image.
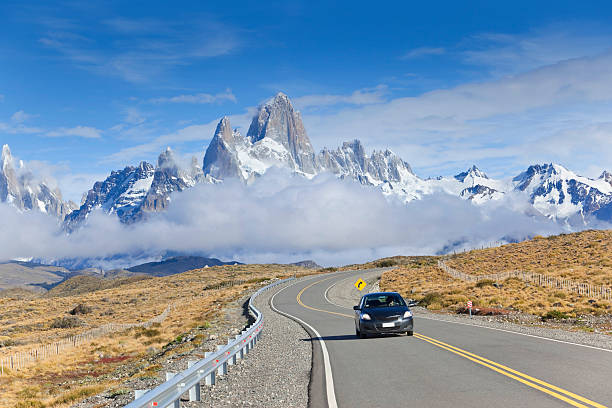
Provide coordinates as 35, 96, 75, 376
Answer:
270, 278, 339, 408
416, 315, 612, 353
324, 277, 612, 354
323, 278, 347, 309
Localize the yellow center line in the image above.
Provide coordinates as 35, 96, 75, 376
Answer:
415, 333, 607, 408
294, 276, 608, 408
297, 277, 354, 319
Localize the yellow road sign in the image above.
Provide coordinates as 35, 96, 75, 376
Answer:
354, 279, 366, 291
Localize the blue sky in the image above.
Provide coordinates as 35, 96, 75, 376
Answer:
2, 0, 612, 201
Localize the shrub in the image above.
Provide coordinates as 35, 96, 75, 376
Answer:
134, 328, 160, 339
475, 279, 495, 288
319, 267, 338, 273
542, 310, 569, 320
419, 292, 442, 307
376, 260, 397, 268
50, 316, 84, 329
70, 304, 92, 315
0, 335, 15, 347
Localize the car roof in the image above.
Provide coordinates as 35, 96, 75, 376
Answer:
362, 292, 401, 297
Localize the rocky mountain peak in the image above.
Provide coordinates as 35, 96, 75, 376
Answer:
246, 92, 316, 174
0, 144, 74, 219
157, 147, 176, 168
599, 170, 612, 185
455, 165, 488, 182
1, 144, 13, 172
214, 116, 234, 145
203, 116, 243, 180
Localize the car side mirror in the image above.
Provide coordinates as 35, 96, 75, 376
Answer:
353, 305, 360, 310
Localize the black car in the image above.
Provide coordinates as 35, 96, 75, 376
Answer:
353, 292, 414, 338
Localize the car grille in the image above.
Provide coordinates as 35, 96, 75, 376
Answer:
377, 314, 401, 322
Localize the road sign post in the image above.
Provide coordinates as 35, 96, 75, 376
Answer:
467, 300, 473, 318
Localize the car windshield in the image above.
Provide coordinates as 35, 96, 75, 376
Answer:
363, 294, 405, 308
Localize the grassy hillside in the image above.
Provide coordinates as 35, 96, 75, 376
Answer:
0, 264, 311, 407
379, 230, 612, 321
446, 229, 612, 286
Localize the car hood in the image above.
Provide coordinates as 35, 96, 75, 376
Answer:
362, 306, 408, 319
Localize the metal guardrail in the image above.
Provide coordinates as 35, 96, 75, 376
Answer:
124, 277, 294, 408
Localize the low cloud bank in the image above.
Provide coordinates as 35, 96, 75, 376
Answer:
0, 171, 576, 268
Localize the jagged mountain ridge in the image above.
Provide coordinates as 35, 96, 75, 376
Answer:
0, 144, 75, 219
64, 147, 204, 229
2, 93, 612, 227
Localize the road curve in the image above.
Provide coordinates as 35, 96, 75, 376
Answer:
271, 269, 612, 408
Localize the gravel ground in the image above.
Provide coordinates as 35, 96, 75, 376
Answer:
72, 279, 311, 408
185, 280, 310, 408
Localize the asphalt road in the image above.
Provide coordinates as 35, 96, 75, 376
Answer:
271, 269, 612, 408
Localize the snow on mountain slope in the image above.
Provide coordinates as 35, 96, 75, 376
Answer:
512, 163, 612, 221
65, 148, 204, 228
0, 144, 75, 219
203, 93, 317, 182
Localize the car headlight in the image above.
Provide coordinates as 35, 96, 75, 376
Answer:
403, 310, 413, 318
361, 313, 371, 320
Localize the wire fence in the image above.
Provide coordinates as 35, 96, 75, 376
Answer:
438, 260, 612, 301
0, 278, 259, 376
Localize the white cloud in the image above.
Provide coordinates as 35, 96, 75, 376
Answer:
151, 89, 237, 104
461, 25, 612, 75
38, 17, 243, 83
300, 51, 612, 176
401, 47, 446, 60
0, 171, 571, 268
292, 85, 389, 110
11, 110, 37, 123
46, 126, 103, 139
104, 108, 256, 165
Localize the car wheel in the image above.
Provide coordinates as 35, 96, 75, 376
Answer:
355, 327, 360, 338
406, 330, 413, 336
360, 331, 367, 339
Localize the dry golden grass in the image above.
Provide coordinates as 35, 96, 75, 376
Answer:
378, 230, 612, 320
446, 229, 612, 286
0, 264, 314, 408
380, 257, 611, 317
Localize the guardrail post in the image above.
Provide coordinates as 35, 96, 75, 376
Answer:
235, 335, 244, 360
216, 345, 228, 376
204, 352, 216, 385
165, 372, 180, 408
134, 389, 149, 399
227, 340, 237, 365
187, 361, 201, 401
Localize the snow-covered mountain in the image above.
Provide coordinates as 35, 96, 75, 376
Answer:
203, 93, 318, 182
64, 148, 203, 228
512, 163, 612, 223
0, 144, 75, 219
4, 93, 612, 229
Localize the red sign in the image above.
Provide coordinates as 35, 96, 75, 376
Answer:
467, 301, 473, 308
